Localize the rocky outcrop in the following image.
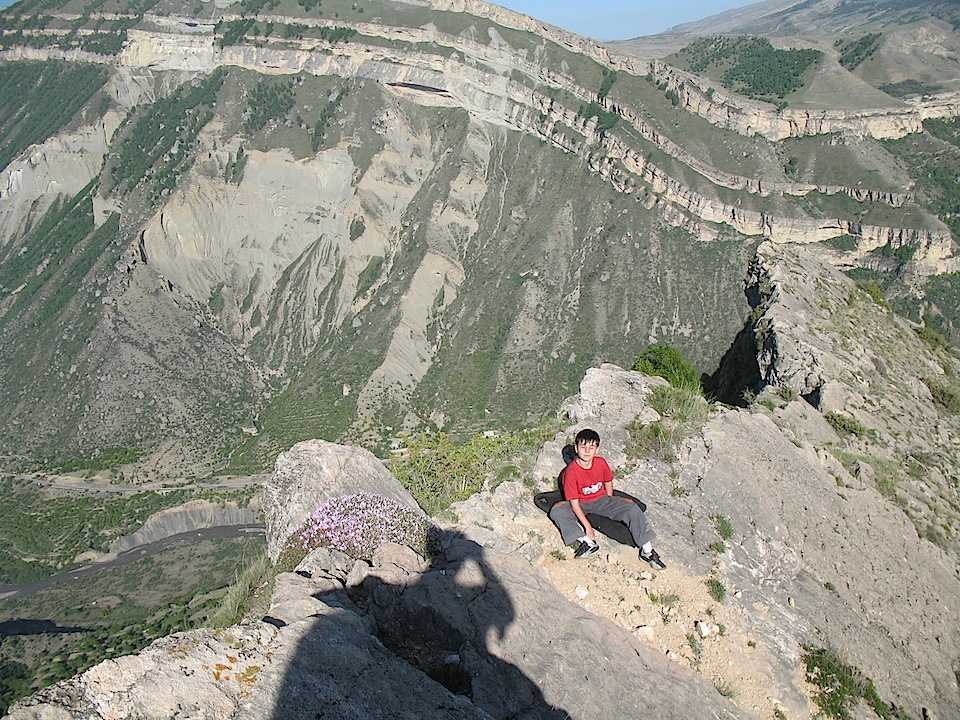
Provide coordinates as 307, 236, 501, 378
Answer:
717, 239, 960, 560
639, 60, 957, 141
262, 440, 421, 562
9, 328, 960, 719
7, 436, 751, 720
107, 499, 258, 554
458, 361, 960, 719
2, 13, 950, 274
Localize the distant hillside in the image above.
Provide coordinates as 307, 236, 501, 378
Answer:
0, 0, 957, 483
666, 0, 960, 37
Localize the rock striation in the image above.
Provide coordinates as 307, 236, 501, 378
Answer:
2, 11, 953, 269
107, 499, 258, 555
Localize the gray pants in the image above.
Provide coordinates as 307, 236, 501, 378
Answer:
549, 495, 656, 547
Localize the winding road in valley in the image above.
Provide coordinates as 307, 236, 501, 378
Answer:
0, 524, 265, 603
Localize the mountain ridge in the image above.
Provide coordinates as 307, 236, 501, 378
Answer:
0, 0, 957, 476
665, 0, 960, 37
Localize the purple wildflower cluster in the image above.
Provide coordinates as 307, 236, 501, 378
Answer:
283, 493, 435, 565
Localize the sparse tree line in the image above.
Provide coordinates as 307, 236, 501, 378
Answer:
215, 17, 357, 46
244, 77, 295, 135
835, 32, 881, 70
312, 83, 349, 151
108, 68, 225, 203
679, 35, 822, 103
0, 0, 154, 55
0, 61, 109, 171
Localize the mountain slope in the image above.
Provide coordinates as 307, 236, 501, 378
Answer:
666, 0, 960, 36
0, 0, 957, 479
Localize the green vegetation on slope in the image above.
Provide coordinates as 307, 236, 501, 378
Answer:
803, 646, 909, 720
0, 0, 146, 54
835, 33, 881, 71
0, 476, 256, 584
0, 536, 265, 714
879, 79, 941, 99
215, 17, 256, 47
109, 67, 225, 203
0, 60, 109, 172
244, 77, 295, 135
869, 118, 960, 339
389, 425, 556, 516
676, 36, 823, 104
0, 183, 128, 461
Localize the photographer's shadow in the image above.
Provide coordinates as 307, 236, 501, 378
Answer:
266, 529, 569, 720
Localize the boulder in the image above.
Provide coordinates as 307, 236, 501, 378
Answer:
262, 439, 422, 562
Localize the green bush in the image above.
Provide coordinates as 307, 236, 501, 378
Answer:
598, 68, 617, 99
924, 377, 960, 414
627, 385, 710, 461
824, 411, 867, 437
776, 386, 799, 402
802, 646, 905, 720
0, 61, 109, 172
632, 344, 700, 391
879, 79, 940, 98
705, 577, 726, 602
579, 101, 619, 133
916, 325, 947, 350
856, 280, 888, 308
244, 78, 295, 136
710, 514, 733, 540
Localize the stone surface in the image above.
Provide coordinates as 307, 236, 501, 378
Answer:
262, 439, 422, 562
10, 348, 960, 719
8, 480, 750, 720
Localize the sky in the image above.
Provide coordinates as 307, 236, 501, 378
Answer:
0, 0, 760, 39
492, 1, 758, 41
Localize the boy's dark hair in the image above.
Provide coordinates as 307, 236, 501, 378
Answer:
575, 428, 601, 445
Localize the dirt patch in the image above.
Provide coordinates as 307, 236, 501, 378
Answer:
527, 517, 794, 719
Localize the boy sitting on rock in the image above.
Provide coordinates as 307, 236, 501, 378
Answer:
549, 428, 666, 568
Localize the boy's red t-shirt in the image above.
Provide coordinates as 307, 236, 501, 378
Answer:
562, 456, 613, 503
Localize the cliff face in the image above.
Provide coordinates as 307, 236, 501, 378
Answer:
733, 241, 960, 560
0, 1, 957, 477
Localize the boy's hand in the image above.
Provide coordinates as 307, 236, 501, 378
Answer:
570, 499, 595, 541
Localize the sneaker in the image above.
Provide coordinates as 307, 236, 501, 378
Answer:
573, 540, 599, 558
640, 548, 666, 569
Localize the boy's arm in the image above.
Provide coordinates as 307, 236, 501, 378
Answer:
605, 480, 613, 496
569, 499, 595, 542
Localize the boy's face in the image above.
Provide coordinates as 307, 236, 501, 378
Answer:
575, 440, 599, 462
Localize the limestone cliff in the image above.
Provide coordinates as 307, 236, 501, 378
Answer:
0, 0, 957, 480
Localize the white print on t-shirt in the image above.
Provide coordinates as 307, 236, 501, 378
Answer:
582, 481, 604, 496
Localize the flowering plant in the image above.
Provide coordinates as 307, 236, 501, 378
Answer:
278, 493, 436, 569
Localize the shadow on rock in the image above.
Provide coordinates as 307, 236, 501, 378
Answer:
0, 619, 91, 637
266, 529, 569, 720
